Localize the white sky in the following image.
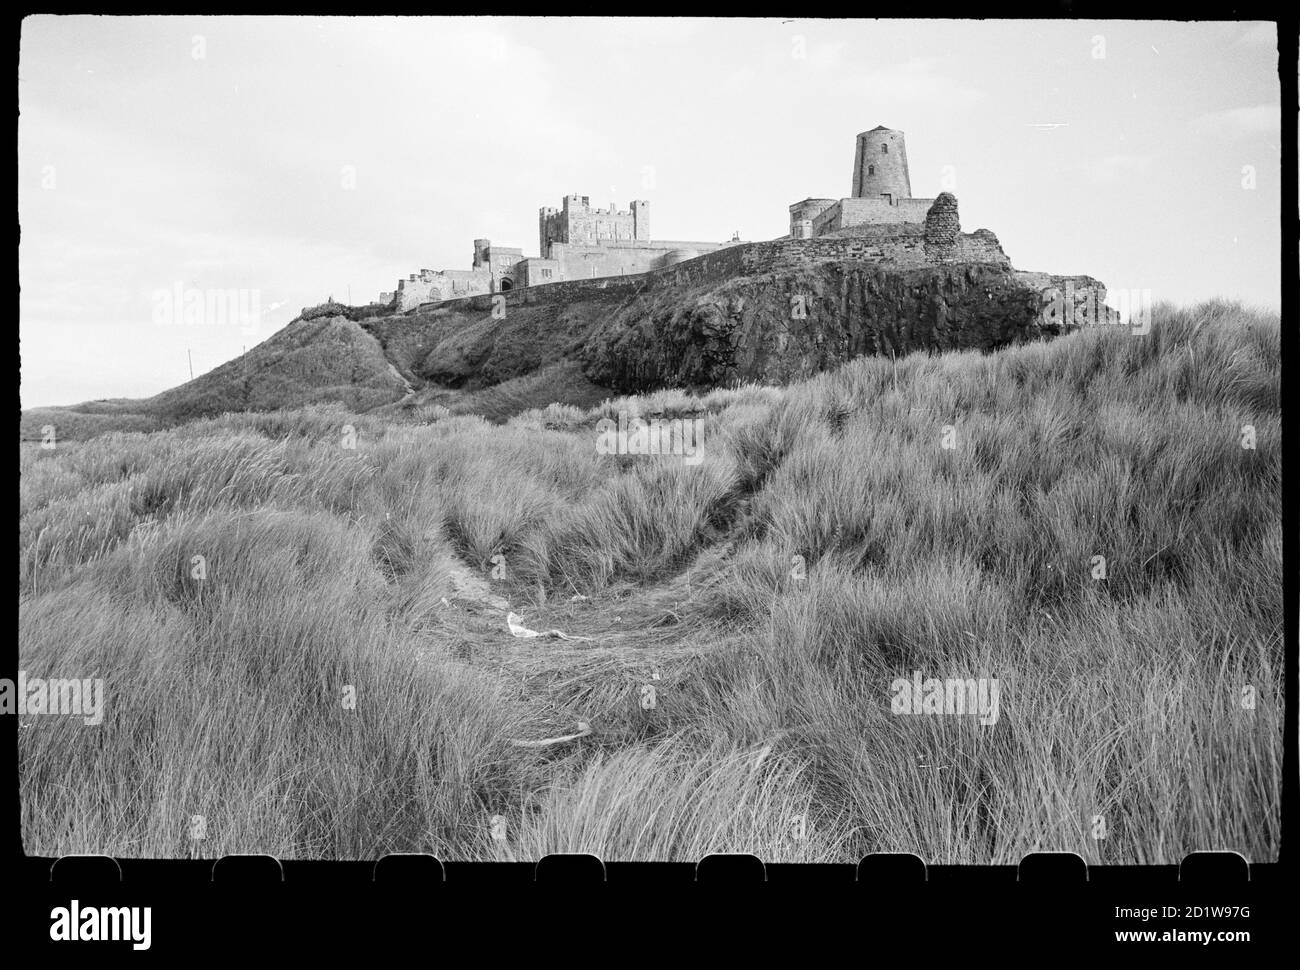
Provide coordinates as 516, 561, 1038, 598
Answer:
19, 17, 1281, 407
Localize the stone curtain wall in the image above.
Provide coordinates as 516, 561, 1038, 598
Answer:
411, 223, 1011, 317
396, 268, 492, 310
813, 197, 936, 235
545, 238, 741, 281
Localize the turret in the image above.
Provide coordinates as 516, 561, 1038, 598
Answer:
630, 200, 650, 241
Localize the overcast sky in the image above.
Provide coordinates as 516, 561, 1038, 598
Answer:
19, 17, 1281, 407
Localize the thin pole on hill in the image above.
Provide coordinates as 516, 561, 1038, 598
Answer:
188, 349, 193, 380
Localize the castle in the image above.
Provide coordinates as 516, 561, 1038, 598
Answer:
380, 126, 933, 310
787, 127, 936, 239
380, 196, 745, 310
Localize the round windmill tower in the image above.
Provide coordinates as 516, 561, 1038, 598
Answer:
851, 126, 913, 204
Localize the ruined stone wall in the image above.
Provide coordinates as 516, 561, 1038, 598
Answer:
396, 268, 492, 310
420, 272, 649, 318
546, 239, 742, 281
923, 192, 960, 247
946, 232, 1009, 264
821, 223, 927, 241
410, 227, 1010, 315
646, 230, 1009, 288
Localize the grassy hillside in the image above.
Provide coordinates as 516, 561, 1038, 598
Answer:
19, 312, 410, 442
18, 300, 1282, 862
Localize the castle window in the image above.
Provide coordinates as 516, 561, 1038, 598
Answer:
868, 164, 875, 176
881, 144, 888, 153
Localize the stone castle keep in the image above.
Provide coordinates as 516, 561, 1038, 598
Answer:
379, 128, 944, 310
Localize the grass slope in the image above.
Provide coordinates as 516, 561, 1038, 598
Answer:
18, 300, 1282, 862
20, 314, 410, 442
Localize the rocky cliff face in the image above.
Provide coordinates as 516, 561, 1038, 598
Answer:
580, 260, 1109, 392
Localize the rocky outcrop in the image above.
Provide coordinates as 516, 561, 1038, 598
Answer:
581, 259, 1110, 392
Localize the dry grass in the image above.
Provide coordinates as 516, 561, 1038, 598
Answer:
18, 300, 1282, 862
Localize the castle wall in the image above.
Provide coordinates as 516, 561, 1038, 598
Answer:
789, 198, 838, 239
403, 228, 1013, 325
739, 231, 1008, 274
516, 258, 562, 287
564, 205, 637, 244
544, 239, 742, 282
645, 230, 1008, 287
396, 268, 492, 310
486, 246, 523, 291
813, 197, 935, 236
551, 244, 657, 280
